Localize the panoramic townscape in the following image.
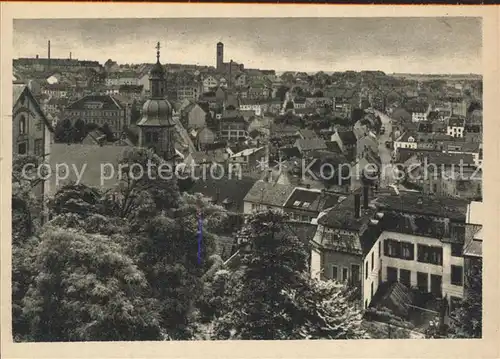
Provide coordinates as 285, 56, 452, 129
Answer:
11, 18, 482, 341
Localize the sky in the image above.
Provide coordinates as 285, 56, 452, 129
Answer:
13, 17, 482, 74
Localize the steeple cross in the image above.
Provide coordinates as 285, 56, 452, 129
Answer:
156, 42, 161, 62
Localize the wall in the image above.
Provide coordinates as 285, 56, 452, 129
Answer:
12, 89, 47, 156
364, 231, 464, 307
311, 247, 322, 279
363, 235, 383, 308
243, 201, 283, 215
321, 249, 362, 285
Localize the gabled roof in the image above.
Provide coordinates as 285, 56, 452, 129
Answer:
12, 83, 53, 132
298, 128, 318, 140
243, 180, 296, 207
295, 138, 327, 152
188, 175, 257, 210
66, 95, 124, 111
375, 193, 468, 221
283, 188, 322, 210
337, 130, 357, 145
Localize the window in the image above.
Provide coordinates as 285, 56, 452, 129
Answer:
18, 142, 27, 155
34, 139, 43, 156
417, 244, 443, 265
401, 242, 414, 260
417, 272, 428, 292
293, 200, 301, 206
387, 266, 398, 283
365, 261, 368, 279
19, 115, 27, 134
451, 243, 463, 257
370, 282, 374, 299
378, 241, 381, 257
431, 274, 442, 297
331, 265, 338, 281
342, 267, 348, 282
351, 264, 360, 283
400, 269, 411, 287
451, 265, 463, 286
371, 252, 374, 270
384, 239, 414, 260
36, 120, 42, 131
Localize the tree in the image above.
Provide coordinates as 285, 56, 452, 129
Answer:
50, 183, 103, 218
100, 123, 115, 142
21, 229, 164, 341
448, 260, 482, 338
212, 211, 365, 340
73, 119, 86, 142
313, 90, 324, 97
102, 148, 180, 226
54, 118, 74, 143
12, 155, 43, 245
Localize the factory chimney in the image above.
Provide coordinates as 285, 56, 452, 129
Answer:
70, 52, 72, 60
47, 40, 51, 70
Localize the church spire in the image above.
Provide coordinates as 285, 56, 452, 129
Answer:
149, 41, 166, 99
156, 41, 161, 63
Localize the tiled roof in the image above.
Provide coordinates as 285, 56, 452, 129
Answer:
188, 175, 257, 211
66, 95, 124, 110
243, 180, 296, 207
12, 83, 26, 105
295, 138, 327, 152
279, 146, 301, 159
325, 141, 342, 153
337, 130, 357, 145
317, 194, 375, 231
425, 152, 475, 166
283, 188, 322, 210
374, 193, 468, 220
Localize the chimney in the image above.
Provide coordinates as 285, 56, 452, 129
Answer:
354, 193, 361, 219
363, 185, 369, 209
70, 52, 72, 60
48, 40, 51, 69
36, 54, 39, 59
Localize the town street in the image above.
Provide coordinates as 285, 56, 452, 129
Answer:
374, 110, 396, 188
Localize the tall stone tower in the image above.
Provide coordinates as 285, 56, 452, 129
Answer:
137, 42, 176, 162
216, 42, 224, 71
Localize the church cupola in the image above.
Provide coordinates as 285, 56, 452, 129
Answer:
137, 42, 176, 162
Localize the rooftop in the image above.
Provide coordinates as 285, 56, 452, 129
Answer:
317, 194, 376, 231
188, 175, 257, 211
66, 95, 124, 111
283, 188, 322, 211
337, 130, 357, 145
295, 138, 327, 152
374, 193, 468, 221
243, 180, 296, 207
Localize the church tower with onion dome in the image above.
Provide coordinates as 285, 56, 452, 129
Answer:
137, 42, 176, 162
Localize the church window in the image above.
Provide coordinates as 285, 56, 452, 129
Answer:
19, 115, 27, 134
